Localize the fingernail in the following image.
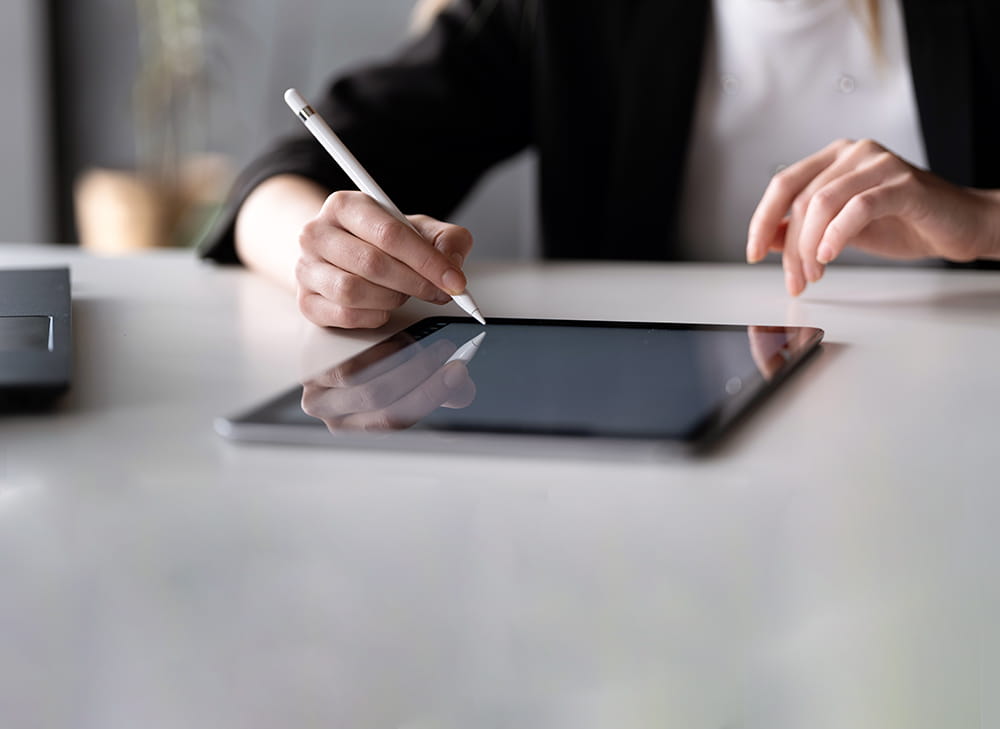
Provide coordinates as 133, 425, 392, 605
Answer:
433, 291, 451, 304
449, 252, 465, 267
817, 242, 834, 264
745, 238, 758, 263
441, 268, 466, 295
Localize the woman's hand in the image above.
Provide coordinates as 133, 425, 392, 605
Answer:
746, 138, 1000, 296
296, 190, 474, 328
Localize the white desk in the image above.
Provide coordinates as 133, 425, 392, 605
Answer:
1, 244, 997, 727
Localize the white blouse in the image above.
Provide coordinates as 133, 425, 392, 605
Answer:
677, 0, 929, 263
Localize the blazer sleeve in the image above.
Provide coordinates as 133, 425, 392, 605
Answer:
198, 0, 534, 263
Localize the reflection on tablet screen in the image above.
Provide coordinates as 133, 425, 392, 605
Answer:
273, 319, 823, 444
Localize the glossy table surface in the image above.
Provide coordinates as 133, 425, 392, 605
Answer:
1, 244, 997, 728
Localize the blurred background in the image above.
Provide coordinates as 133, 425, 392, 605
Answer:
0, 0, 537, 259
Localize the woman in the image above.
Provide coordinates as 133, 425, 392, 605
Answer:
202, 0, 1000, 329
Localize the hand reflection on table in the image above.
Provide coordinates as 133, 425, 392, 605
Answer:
747, 325, 815, 381
300, 332, 480, 433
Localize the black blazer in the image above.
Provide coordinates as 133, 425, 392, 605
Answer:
201, 0, 1000, 264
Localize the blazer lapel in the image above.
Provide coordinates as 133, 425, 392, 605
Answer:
902, 0, 974, 185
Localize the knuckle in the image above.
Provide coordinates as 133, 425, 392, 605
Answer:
370, 218, 408, 249
872, 151, 896, 170
298, 293, 327, 325
769, 170, 792, 195
848, 191, 877, 218
354, 246, 386, 279
858, 138, 883, 154
812, 187, 837, 213
299, 219, 324, 251
825, 219, 846, 243
325, 190, 355, 218
831, 138, 854, 153
769, 167, 788, 192
897, 169, 919, 188
331, 271, 364, 305
791, 195, 810, 219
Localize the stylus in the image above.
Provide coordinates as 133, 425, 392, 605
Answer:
284, 88, 486, 325
444, 331, 486, 365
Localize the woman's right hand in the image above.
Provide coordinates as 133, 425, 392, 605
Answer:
295, 190, 474, 329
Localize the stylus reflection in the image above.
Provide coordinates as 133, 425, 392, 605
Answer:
300, 331, 483, 433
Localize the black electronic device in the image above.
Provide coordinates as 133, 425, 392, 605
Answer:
0, 267, 72, 410
217, 317, 823, 457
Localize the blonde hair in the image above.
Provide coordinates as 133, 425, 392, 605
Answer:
855, 0, 884, 60
410, 0, 454, 35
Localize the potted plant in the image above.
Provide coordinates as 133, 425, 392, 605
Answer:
74, 0, 231, 254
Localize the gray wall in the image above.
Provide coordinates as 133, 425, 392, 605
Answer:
57, 0, 536, 259
0, 0, 52, 243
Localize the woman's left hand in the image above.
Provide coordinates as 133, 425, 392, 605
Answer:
746, 138, 1000, 295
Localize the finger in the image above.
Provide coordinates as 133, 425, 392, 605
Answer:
322, 191, 468, 296
765, 218, 789, 254
303, 339, 455, 416
747, 139, 849, 263
781, 224, 807, 297
298, 292, 392, 330
305, 221, 448, 303
785, 141, 893, 274
762, 140, 877, 277
409, 216, 475, 271
817, 181, 911, 265
796, 153, 901, 279
297, 259, 415, 310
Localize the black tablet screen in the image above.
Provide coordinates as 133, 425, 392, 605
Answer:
248, 318, 823, 444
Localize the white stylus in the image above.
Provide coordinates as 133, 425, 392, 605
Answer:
444, 331, 486, 365
284, 88, 486, 325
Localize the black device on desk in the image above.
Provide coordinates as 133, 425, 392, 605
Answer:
217, 316, 824, 457
0, 267, 72, 410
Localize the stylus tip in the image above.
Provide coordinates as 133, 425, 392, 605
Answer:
471, 310, 486, 325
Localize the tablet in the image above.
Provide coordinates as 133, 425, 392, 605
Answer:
216, 318, 823, 457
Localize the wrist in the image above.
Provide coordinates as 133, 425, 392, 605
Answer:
235, 175, 329, 289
